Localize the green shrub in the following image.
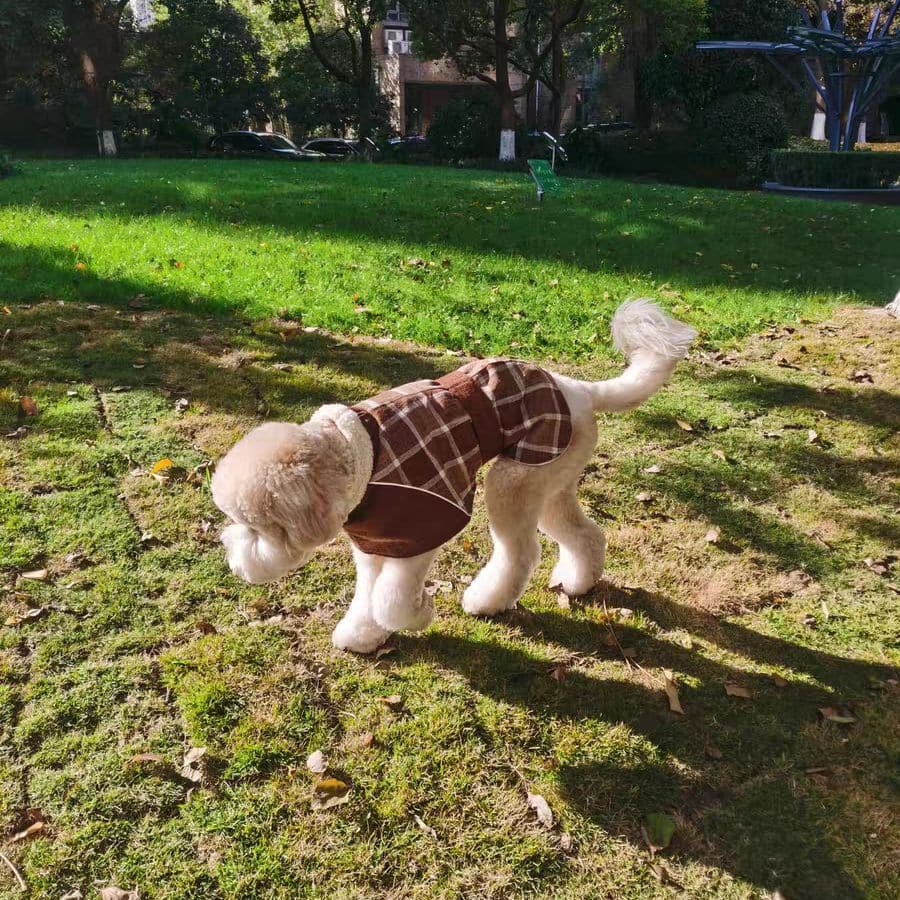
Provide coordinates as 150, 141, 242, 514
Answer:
427, 94, 500, 161
698, 92, 789, 185
563, 128, 720, 183
771, 149, 900, 189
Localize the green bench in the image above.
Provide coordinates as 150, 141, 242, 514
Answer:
527, 158, 563, 202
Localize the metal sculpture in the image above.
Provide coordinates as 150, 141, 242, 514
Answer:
696, 1, 900, 151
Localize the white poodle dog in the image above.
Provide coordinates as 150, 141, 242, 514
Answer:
211, 299, 696, 654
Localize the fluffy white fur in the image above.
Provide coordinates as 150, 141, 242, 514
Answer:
212, 299, 696, 653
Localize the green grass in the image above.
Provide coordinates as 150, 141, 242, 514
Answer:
1, 294, 897, 899
1, 161, 898, 897
1, 159, 898, 360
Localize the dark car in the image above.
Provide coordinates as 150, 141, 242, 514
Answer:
208, 131, 326, 160
299, 138, 361, 160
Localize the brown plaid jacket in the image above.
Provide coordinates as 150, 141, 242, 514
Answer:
344, 359, 572, 558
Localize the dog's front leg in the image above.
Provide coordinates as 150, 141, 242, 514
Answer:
371, 551, 438, 633
332, 546, 391, 654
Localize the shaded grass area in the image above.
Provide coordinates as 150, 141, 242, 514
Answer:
1, 160, 899, 360
1, 301, 898, 899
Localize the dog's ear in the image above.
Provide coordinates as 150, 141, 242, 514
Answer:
220, 523, 307, 584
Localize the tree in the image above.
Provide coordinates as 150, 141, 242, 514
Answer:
409, 0, 590, 159
148, 0, 273, 136
276, 41, 360, 135
267, 0, 386, 143
579, 0, 707, 128
59, 1, 146, 155
536, 2, 590, 136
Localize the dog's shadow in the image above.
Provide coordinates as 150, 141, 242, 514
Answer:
400, 584, 895, 899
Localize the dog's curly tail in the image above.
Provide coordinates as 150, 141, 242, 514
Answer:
588, 299, 696, 413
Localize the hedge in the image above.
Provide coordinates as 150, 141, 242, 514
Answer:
771, 149, 900, 189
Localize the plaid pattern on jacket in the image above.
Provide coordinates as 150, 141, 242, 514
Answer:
344, 359, 572, 558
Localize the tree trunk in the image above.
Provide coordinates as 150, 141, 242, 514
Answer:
357, 24, 373, 146
494, 0, 517, 160
630, 9, 654, 129
549, 17, 564, 136
499, 95, 517, 160
64, 1, 121, 157
79, 49, 116, 156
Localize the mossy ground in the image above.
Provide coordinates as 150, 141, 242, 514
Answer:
1, 297, 897, 899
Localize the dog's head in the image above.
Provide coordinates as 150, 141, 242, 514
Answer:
211, 420, 353, 584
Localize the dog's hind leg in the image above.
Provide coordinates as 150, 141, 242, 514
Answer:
332, 546, 391, 653
539, 481, 606, 596
371, 549, 438, 633
462, 460, 545, 616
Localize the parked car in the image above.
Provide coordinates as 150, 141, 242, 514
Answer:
299, 138, 361, 160
208, 132, 326, 160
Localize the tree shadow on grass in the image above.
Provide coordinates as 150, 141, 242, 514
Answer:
6, 159, 899, 303
403, 583, 896, 899
0, 246, 453, 433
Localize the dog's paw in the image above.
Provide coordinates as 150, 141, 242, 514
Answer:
549, 560, 600, 598
461, 578, 515, 617
332, 616, 391, 655
372, 592, 434, 633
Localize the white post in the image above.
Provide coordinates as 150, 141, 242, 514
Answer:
857, 120, 867, 145
499, 129, 516, 161
99, 130, 117, 157
811, 111, 827, 141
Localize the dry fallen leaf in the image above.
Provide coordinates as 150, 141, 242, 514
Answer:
21, 568, 48, 581
359, 732, 375, 749
98, 887, 138, 900
663, 670, 684, 715
555, 590, 571, 610
643, 812, 676, 854
151, 458, 174, 475
725, 681, 753, 699
413, 813, 437, 838
19, 396, 39, 416
527, 792, 553, 829
711, 448, 728, 462
635, 491, 654, 503
181, 746, 208, 784
704, 741, 723, 760
378, 694, 404, 710
772, 674, 789, 688
311, 777, 351, 811
306, 750, 328, 775
807, 429, 820, 444
10, 820, 46, 843
174, 397, 190, 413
550, 663, 568, 682
643, 464, 662, 474
818, 706, 857, 725
374, 645, 395, 659
559, 832, 573, 852
5, 607, 47, 627
195, 620, 217, 636
676, 419, 694, 432
705, 527, 721, 544
128, 753, 166, 770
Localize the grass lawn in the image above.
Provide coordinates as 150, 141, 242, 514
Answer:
1, 159, 899, 359
0, 161, 899, 899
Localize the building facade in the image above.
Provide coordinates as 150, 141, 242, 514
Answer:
373, 3, 625, 136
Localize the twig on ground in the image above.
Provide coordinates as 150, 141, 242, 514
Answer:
0, 850, 27, 893
602, 599, 665, 687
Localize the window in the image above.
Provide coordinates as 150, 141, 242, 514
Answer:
386, 3, 407, 23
